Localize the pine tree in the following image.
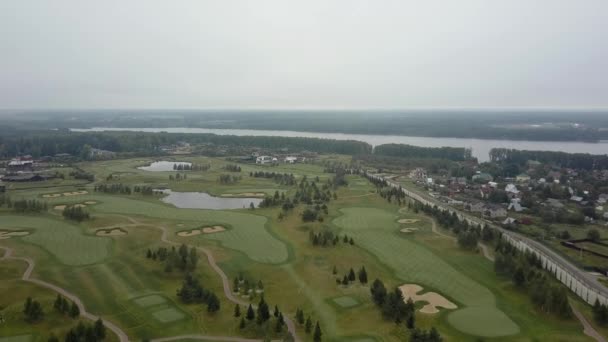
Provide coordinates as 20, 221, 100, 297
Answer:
234, 304, 241, 317
313, 321, 322, 342
273, 305, 279, 318
305, 316, 312, 333
246, 304, 255, 321
406, 313, 415, 329
239, 317, 246, 329
257, 296, 270, 322
358, 267, 368, 284
343, 235, 348, 243
296, 308, 305, 324
349, 237, 354, 245
69, 302, 80, 318
94, 318, 106, 339
332, 266, 337, 275
54, 294, 63, 312
348, 268, 356, 281
206, 293, 220, 313
47, 334, 59, 342
342, 275, 349, 285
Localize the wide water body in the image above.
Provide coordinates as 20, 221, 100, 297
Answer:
72, 127, 608, 162
158, 190, 263, 210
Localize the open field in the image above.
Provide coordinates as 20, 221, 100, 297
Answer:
1, 157, 602, 341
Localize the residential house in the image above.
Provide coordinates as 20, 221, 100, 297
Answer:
284, 156, 298, 164
505, 184, 520, 198
516, 174, 531, 183
508, 200, 525, 212
466, 201, 485, 213
7, 158, 34, 172
255, 156, 273, 165
502, 217, 517, 225
545, 198, 564, 209
483, 204, 507, 219
472, 172, 493, 183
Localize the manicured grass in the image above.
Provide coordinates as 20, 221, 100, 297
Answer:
151, 308, 186, 323
133, 294, 167, 307
1, 215, 110, 265
332, 296, 359, 308
0, 335, 32, 342
333, 207, 519, 337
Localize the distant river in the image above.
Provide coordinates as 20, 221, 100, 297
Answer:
71, 127, 608, 162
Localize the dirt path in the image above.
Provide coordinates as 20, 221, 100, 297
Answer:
0, 246, 129, 342
131, 219, 300, 342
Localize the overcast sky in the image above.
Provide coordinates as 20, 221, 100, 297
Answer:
1, 0, 607, 109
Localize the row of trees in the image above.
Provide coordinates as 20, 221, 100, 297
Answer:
309, 230, 354, 247
176, 273, 220, 313
53, 294, 80, 318
375, 143, 472, 161
490, 148, 608, 171
223, 164, 242, 172
250, 171, 296, 186
335, 266, 367, 286
146, 244, 198, 273
50, 320, 106, 342
62, 205, 90, 222
218, 174, 241, 184
12, 199, 48, 213
172, 163, 210, 171
593, 300, 608, 326
494, 239, 572, 318
94, 183, 132, 194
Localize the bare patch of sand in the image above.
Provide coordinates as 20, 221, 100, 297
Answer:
0, 231, 30, 239
177, 229, 201, 237
398, 219, 419, 224
400, 228, 419, 233
201, 226, 226, 234
221, 192, 266, 198
63, 191, 88, 196
399, 284, 457, 314
84, 201, 97, 205
96, 228, 127, 236
42, 193, 62, 198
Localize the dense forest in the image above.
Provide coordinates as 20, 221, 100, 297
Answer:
0, 128, 371, 158
374, 143, 472, 161
3, 109, 606, 141
490, 148, 608, 170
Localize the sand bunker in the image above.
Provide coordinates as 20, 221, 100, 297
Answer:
177, 229, 202, 237
398, 219, 420, 224
399, 284, 457, 314
63, 191, 88, 196
400, 228, 419, 233
0, 231, 30, 239
42, 193, 62, 198
96, 228, 127, 236
221, 192, 266, 198
84, 201, 97, 205
54, 205, 67, 211
201, 226, 226, 234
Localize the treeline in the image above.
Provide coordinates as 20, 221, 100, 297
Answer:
95, 183, 155, 195
593, 300, 608, 327
146, 244, 199, 273
235, 296, 298, 339
218, 174, 241, 184
370, 279, 442, 341
13, 199, 48, 213
494, 239, 572, 318
309, 230, 354, 247
334, 266, 366, 286
374, 144, 472, 161
177, 273, 220, 313
58, 320, 106, 342
62, 205, 90, 222
490, 148, 608, 171
223, 164, 242, 172
69, 170, 95, 182
250, 171, 296, 186
0, 129, 372, 159
173, 163, 210, 171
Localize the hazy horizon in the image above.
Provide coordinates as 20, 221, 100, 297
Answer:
2, 0, 607, 110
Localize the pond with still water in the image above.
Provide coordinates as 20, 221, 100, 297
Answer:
158, 190, 263, 210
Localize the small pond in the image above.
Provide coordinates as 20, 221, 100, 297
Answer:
138, 161, 192, 172
157, 190, 263, 210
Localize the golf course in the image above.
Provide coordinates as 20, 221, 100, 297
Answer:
0, 156, 599, 341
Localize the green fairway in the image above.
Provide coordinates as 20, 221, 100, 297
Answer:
332, 296, 360, 308
0, 335, 32, 342
0, 215, 110, 265
151, 308, 187, 323
333, 207, 520, 337
133, 294, 168, 307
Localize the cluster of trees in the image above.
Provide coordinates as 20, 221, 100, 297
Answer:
375, 144, 472, 161
593, 300, 608, 327
218, 174, 241, 184
370, 279, 443, 341
294, 176, 337, 206
294, 308, 323, 341
223, 164, 242, 172
13, 199, 47, 213
132, 185, 155, 195
232, 274, 264, 299
176, 273, 221, 313
0, 194, 11, 208
69, 170, 95, 182
494, 239, 572, 318
259, 191, 290, 208
51, 320, 106, 342
490, 148, 608, 171
53, 294, 80, 318
23, 297, 44, 322
335, 266, 367, 286
169, 173, 187, 181
309, 230, 354, 247
235, 296, 292, 335
172, 163, 210, 171
94, 183, 132, 194
250, 171, 296, 186
146, 244, 198, 273
62, 205, 90, 222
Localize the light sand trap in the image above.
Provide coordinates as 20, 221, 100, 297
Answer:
201, 226, 226, 234
398, 219, 420, 224
63, 191, 88, 196
177, 229, 202, 237
96, 228, 127, 236
84, 201, 97, 205
0, 231, 30, 239
42, 193, 62, 198
54, 205, 67, 210
400, 227, 419, 233
221, 192, 266, 197
399, 284, 457, 314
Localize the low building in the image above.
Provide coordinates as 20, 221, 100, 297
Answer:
284, 156, 298, 164
7, 158, 34, 172
466, 201, 485, 213
483, 205, 507, 219
472, 172, 493, 183
256, 156, 273, 164
516, 174, 531, 183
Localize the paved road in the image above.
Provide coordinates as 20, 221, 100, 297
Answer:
0, 246, 129, 342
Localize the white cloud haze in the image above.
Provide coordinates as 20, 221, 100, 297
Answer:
1, 0, 607, 109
